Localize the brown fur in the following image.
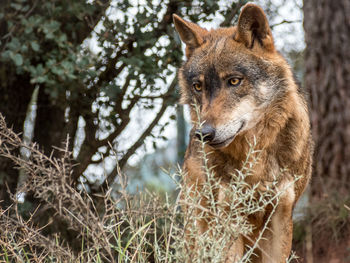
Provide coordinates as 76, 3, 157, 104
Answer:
173, 4, 312, 263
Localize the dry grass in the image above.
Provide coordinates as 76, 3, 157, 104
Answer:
0, 113, 299, 262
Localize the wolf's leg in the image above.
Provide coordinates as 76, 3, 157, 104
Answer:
225, 235, 244, 263
182, 154, 210, 260
260, 207, 293, 263
259, 180, 295, 263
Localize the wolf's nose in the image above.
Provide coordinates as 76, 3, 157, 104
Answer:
195, 124, 216, 142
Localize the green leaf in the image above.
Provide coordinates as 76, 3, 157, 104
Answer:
12, 53, 23, 66
30, 41, 40, 52
1, 50, 12, 60
57, 33, 67, 43
61, 60, 73, 71
36, 76, 47, 83
45, 33, 54, 39
8, 37, 21, 50
24, 26, 33, 34
10, 3, 22, 10
51, 66, 64, 76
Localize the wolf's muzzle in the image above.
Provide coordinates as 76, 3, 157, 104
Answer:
195, 124, 216, 142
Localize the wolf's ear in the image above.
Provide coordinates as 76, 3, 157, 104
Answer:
173, 14, 207, 58
235, 4, 274, 52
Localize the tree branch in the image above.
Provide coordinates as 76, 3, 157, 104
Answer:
95, 0, 181, 90
107, 104, 168, 185
100, 78, 177, 190
270, 19, 302, 28
71, 0, 182, 184
220, 0, 246, 27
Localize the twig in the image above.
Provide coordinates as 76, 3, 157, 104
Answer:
270, 19, 302, 28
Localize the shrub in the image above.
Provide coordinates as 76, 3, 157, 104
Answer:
0, 113, 298, 262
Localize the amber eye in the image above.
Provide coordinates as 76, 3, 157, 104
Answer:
228, 77, 241, 87
193, 83, 202, 92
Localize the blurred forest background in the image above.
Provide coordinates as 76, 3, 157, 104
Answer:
0, 0, 349, 262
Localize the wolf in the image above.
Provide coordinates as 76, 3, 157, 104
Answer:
173, 3, 312, 263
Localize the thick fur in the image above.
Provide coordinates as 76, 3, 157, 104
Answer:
174, 4, 312, 263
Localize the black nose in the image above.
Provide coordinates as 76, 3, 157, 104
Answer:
195, 124, 216, 142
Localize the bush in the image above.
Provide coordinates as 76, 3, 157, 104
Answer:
0, 113, 298, 262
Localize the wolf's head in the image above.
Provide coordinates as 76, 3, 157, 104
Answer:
174, 4, 296, 149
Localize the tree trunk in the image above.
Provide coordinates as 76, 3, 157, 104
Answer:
304, 0, 350, 196
303, 0, 350, 261
33, 88, 67, 156
0, 68, 33, 208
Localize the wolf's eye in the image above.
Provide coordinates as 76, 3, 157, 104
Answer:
193, 83, 202, 92
228, 78, 242, 87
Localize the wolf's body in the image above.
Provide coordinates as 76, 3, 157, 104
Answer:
174, 4, 312, 263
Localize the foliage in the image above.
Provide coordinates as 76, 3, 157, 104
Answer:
1, 0, 99, 91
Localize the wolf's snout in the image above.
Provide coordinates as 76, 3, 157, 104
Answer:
195, 124, 216, 142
